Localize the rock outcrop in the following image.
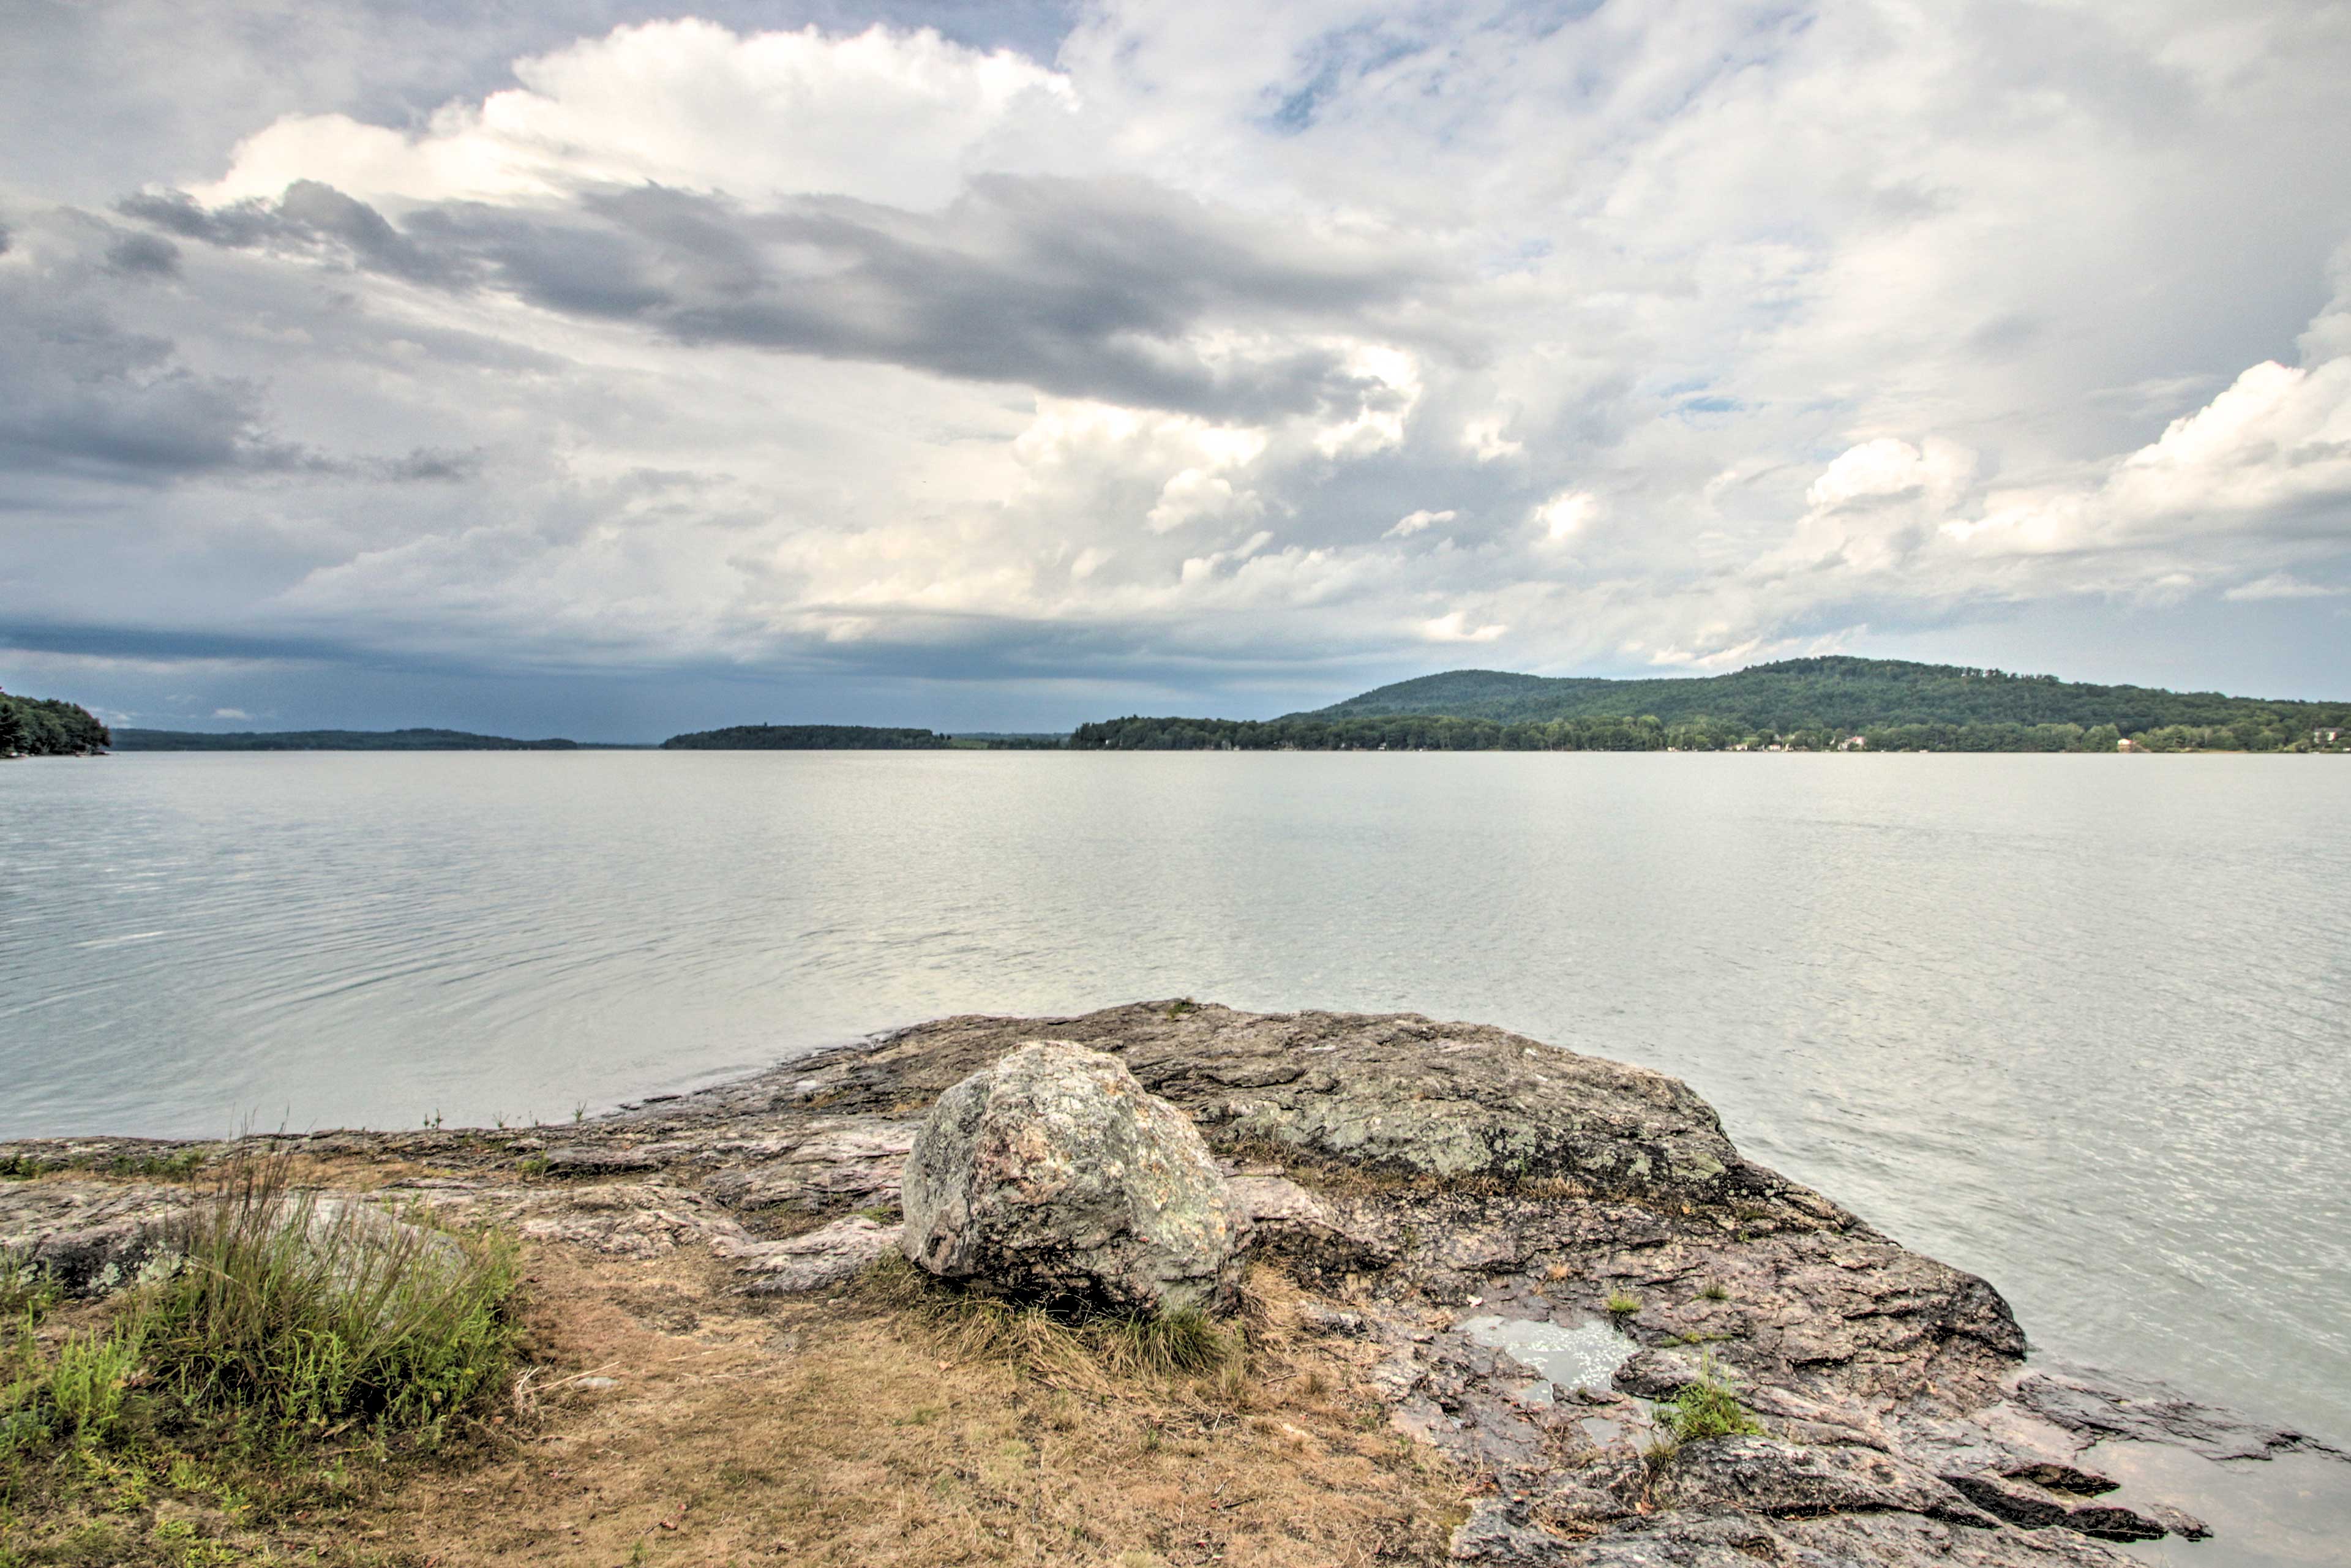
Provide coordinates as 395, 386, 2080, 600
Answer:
899, 1040, 1242, 1314
6, 1000, 2338, 1567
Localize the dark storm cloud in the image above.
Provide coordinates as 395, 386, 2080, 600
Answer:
123, 176, 1449, 419
0, 621, 370, 667
102, 231, 182, 277
0, 296, 275, 481
121, 183, 470, 287
0, 286, 479, 484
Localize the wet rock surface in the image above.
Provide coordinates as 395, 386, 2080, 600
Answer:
5, 1000, 2339, 1566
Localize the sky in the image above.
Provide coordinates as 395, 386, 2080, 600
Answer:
4, 0, 2350, 740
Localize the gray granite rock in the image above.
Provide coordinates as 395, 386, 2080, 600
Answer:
899, 1041, 1242, 1314
733, 1215, 903, 1296
1657, 1435, 1999, 1528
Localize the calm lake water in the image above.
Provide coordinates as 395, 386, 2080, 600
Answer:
5, 752, 2348, 1444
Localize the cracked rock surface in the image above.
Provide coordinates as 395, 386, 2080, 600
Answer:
5, 1000, 2338, 1566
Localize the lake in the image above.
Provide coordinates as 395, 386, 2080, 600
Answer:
4, 751, 2347, 1446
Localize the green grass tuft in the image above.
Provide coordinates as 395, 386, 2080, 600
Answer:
1, 1255, 61, 1325
1, 1146, 522, 1468
140, 1150, 520, 1444
1605, 1289, 1642, 1317
1660, 1367, 1763, 1442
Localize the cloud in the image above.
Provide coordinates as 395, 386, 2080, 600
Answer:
1533, 490, 1599, 541
1421, 610, 1506, 643
1387, 508, 1453, 537
10, 4, 2351, 722
1945, 358, 2351, 560
0, 207, 489, 486
1805, 438, 1977, 514
123, 174, 1445, 421
2224, 573, 2342, 601
198, 20, 1084, 211
102, 231, 180, 277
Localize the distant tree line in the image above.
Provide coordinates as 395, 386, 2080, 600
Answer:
1078, 656, 2351, 753
0, 688, 110, 757
1072, 714, 2349, 754
111, 727, 578, 751
662, 724, 950, 749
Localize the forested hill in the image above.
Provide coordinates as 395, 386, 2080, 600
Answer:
111, 728, 578, 751
1, 688, 110, 756
661, 724, 948, 749
1074, 657, 2351, 752
1299, 657, 2348, 730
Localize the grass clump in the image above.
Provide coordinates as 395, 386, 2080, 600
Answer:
2, 1146, 522, 1466
1604, 1289, 1642, 1318
140, 1149, 520, 1444
1, 1324, 146, 1454
1659, 1367, 1763, 1443
1697, 1278, 1730, 1302
858, 1255, 1242, 1393
0, 1255, 61, 1324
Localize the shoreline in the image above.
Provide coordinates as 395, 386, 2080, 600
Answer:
6, 1002, 2344, 1565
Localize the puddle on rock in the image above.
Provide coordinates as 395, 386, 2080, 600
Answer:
1458, 1315, 1637, 1395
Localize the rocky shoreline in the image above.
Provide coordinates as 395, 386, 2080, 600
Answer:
4, 1002, 2341, 1565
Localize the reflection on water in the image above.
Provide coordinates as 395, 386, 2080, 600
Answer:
2104, 1442, 2351, 1567
4, 751, 2349, 1443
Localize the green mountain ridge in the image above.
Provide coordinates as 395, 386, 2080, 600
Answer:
1292, 656, 2346, 730
1075, 656, 2351, 752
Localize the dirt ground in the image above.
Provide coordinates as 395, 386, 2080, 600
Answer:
386, 1247, 1465, 1567
3, 1238, 1467, 1568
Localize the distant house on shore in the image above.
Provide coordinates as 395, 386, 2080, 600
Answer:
1837, 735, 1866, 751
2117, 737, 2146, 752
2317, 728, 2342, 746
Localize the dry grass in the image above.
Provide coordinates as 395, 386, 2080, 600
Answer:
4, 1237, 1464, 1567
2, 1112, 1468, 1564
377, 1249, 1463, 1567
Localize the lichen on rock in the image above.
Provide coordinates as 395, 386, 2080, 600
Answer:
898, 1040, 1242, 1314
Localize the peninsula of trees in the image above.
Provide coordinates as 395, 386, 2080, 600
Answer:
0, 688, 110, 757
110, 728, 580, 751
661, 724, 950, 749
1073, 657, 2351, 753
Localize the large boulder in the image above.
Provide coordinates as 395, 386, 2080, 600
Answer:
899, 1041, 1242, 1314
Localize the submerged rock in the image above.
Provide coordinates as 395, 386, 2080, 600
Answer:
898, 1040, 1242, 1313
